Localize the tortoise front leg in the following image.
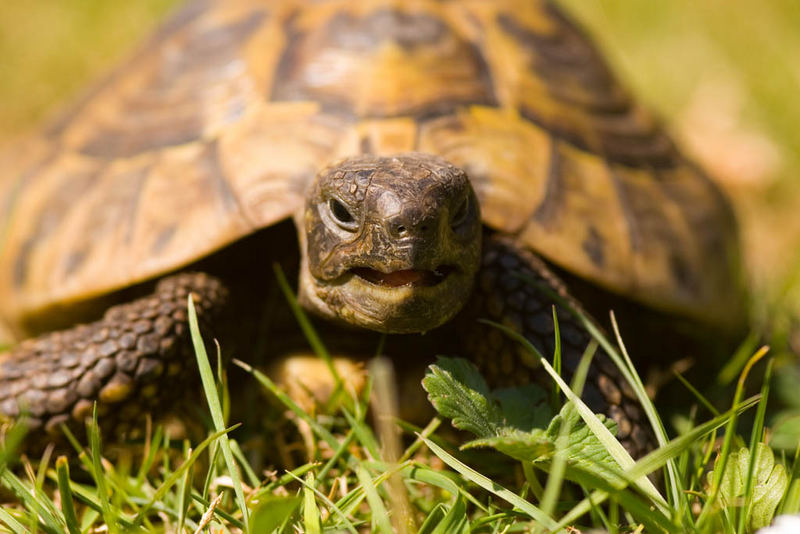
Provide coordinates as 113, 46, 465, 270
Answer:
0, 273, 227, 445
462, 234, 653, 457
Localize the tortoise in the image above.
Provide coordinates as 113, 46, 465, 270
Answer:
0, 0, 745, 456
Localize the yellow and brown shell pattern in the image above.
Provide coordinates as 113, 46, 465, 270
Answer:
0, 0, 744, 338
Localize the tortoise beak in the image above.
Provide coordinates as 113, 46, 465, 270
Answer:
350, 265, 456, 288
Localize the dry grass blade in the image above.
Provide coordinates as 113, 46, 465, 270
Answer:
193, 492, 224, 534
369, 357, 415, 533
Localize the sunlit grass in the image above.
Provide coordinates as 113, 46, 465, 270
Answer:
0, 277, 793, 533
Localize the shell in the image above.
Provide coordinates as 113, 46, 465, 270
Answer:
0, 0, 744, 334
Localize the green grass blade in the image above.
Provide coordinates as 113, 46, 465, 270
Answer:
230, 439, 260, 489
420, 436, 558, 529
0, 506, 28, 534
44, 472, 140, 530
0, 420, 26, 467
302, 472, 323, 534
781, 443, 800, 514
343, 408, 381, 460
87, 404, 117, 531
512, 274, 646, 405
404, 464, 489, 513
0, 469, 63, 534
23, 457, 71, 534
718, 330, 761, 386
273, 263, 342, 386
738, 358, 775, 533
673, 370, 721, 417
286, 470, 359, 534
132, 424, 239, 527
316, 429, 355, 483
35, 443, 53, 491
551, 306, 562, 409
698, 346, 769, 528
513, 273, 678, 491
469, 512, 518, 531
430, 494, 469, 534
554, 395, 761, 531
135, 424, 163, 485
232, 358, 343, 451
55, 456, 81, 534
608, 311, 682, 508
398, 417, 442, 463
540, 342, 596, 519
333, 460, 412, 520
484, 319, 666, 508
251, 495, 302, 533
417, 503, 446, 534
201, 440, 220, 502
188, 294, 250, 532
176, 444, 194, 534
522, 461, 544, 503
356, 465, 393, 533
260, 464, 319, 494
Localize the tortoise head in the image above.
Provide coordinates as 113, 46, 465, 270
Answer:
295, 153, 482, 334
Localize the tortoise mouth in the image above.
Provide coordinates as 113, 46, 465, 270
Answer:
350, 265, 456, 288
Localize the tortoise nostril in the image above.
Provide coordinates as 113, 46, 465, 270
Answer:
388, 218, 435, 238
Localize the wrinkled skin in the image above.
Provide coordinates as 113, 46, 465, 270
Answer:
296, 153, 482, 333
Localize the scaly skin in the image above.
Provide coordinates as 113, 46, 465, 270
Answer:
465, 235, 652, 456
0, 273, 226, 442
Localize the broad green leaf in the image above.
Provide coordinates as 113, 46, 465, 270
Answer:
425, 357, 625, 484
463, 428, 552, 461
492, 384, 552, 431
422, 357, 503, 438
751, 463, 788, 530
712, 443, 789, 531
544, 404, 623, 484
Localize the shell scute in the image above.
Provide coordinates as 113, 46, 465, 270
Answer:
0, 0, 744, 331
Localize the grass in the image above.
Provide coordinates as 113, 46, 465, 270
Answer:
0, 277, 794, 533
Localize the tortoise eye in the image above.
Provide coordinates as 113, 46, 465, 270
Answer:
328, 198, 358, 229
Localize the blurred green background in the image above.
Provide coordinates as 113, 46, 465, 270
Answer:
1, 0, 799, 337
558, 1, 800, 334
